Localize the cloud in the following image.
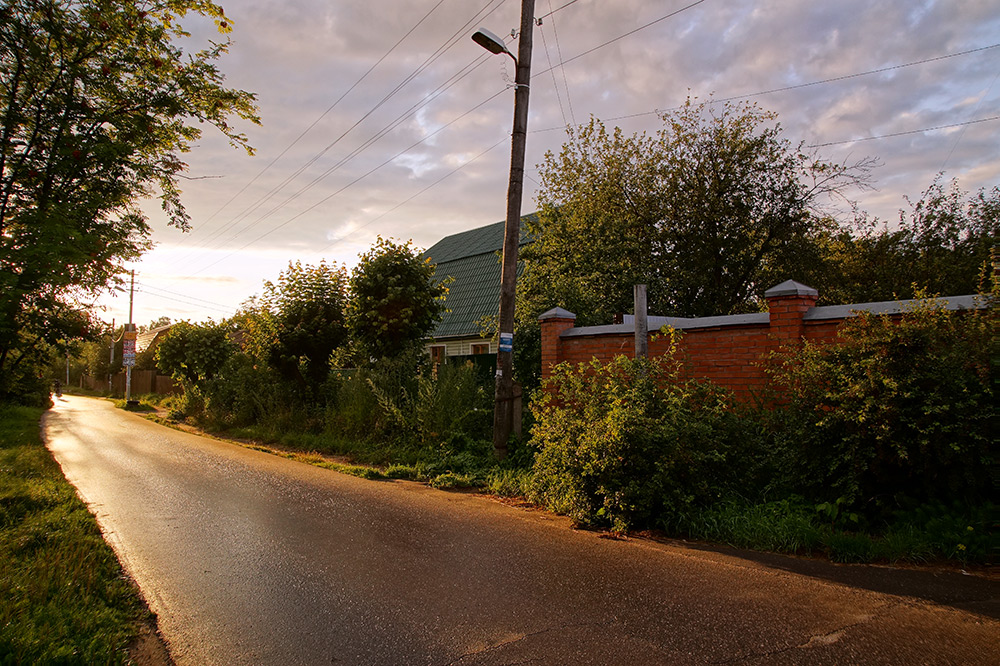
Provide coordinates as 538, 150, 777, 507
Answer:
96, 0, 1000, 325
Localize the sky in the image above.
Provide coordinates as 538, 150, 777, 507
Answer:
94, 0, 1000, 327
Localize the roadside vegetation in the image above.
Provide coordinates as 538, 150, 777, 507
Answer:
0, 404, 149, 662
29, 99, 997, 570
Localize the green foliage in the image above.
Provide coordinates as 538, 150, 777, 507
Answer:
348, 237, 447, 360
813, 177, 999, 304
521, 99, 872, 328
324, 352, 491, 448
670, 497, 994, 564
0, 0, 258, 401
529, 353, 756, 532
155, 320, 234, 387
262, 260, 349, 387
765, 295, 996, 514
0, 404, 147, 662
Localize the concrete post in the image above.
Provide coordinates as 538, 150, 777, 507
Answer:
634, 284, 648, 359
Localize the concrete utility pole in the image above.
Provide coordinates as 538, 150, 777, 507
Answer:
108, 317, 115, 393
124, 271, 136, 404
634, 284, 648, 359
489, 0, 535, 459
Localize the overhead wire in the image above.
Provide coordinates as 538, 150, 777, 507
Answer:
178, 1, 993, 278
185, 2, 715, 268
192, 0, 451, 232
528, 42, 1000, 132
807, 116, 1000, 148
545, 0, 576, 126
174, 0, 510, 266
189, 89, 510, 276
314, 135, 510, 255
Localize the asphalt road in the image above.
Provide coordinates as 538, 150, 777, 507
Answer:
43, 395, 998, 665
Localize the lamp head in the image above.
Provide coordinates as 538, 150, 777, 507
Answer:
472, 28, 513, 59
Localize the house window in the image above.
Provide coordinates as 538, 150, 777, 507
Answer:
471, 343, 490, 355
429, 346, 446, 364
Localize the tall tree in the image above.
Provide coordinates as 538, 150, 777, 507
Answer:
348, 237, 447, 361
521, 99, 873, 325
261, 260, 349, 386
0, 0, 258, 400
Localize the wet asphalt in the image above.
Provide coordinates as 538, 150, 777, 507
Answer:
43, 395, 998, 665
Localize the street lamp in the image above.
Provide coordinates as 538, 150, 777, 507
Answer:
472, 28, 514, 60
472, 0, 535, 459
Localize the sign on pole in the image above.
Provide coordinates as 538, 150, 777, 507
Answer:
123, 329, 137, 367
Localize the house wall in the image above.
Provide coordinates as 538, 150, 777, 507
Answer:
540, 285, 982, 402
425, 337, 495, 358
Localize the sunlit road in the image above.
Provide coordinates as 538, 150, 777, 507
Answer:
44, 395, 997, 665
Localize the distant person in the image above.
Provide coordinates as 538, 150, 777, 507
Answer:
53, 379, 61, 397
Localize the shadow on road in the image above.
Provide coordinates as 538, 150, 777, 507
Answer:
649, 536, 999, 620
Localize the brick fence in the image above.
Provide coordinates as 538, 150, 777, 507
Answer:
539, 280, 984, 402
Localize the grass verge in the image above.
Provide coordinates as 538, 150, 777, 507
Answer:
0, 403, 151, 663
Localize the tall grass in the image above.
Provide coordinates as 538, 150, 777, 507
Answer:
0, 404, 149, 663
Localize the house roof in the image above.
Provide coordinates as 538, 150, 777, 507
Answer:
136, 324, 174, 353
424, 216, 534, 340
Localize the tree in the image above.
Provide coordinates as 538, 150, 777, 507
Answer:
155, 320, 232, 387
0, 0, 258, 401
815, 177, 999, 304
348, 237, 447, 361
261, 260, 349, 386
521, 99, 873, 326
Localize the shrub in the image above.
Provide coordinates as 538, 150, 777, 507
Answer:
528, 353, 756, 532
765, 295, 995, 517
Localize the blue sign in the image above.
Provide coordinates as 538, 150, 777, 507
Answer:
499, 332, 513, 352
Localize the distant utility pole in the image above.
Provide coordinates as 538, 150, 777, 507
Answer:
108, 317, 115, 393
491, 0, 535, 459
124, 271, 137, 404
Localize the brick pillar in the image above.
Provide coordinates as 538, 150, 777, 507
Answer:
538, 307, 576, 382
765, 280, 818, 345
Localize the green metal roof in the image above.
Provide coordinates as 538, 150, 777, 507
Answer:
425, 216, 534, 339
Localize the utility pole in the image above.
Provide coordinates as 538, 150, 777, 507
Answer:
124, 270, 136, 404
490, 0, 535, 459
634, 284, 648, 359
108, 317, 115, 393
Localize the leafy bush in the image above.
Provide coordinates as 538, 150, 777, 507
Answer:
324, 352, 491, 449
765, 295, 995, 517
528, 353, 758, 532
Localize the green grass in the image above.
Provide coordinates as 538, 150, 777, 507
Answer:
668, 498, 995, 566
0, 404, 149, 663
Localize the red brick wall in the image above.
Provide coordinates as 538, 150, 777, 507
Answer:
538, 284, 942, 402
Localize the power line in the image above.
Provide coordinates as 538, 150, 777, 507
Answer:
175, 0, 509, 265
138, 284, 237, 311
193, 0, 451, 232
536, 0, 709, 76
189, 90, 510, 276
536, 0, 582, 21
529, 41, 1000, 132
134, 288, 237, 316
315, 135, 510, 255
544, 0, 576, 126
190, 1, 715, 265
808, 115, 1000, 148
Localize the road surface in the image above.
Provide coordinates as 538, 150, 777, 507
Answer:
44, 395, 998, 665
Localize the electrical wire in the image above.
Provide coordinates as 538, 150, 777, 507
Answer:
807, 115, 1000, 148
174, 0, 509, 265
194, 0, 451, 231
529, 42, 1000, 133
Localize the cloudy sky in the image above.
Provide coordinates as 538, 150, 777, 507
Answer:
96, 0, 1000, 327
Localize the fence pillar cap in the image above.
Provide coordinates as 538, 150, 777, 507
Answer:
764, 280, 818, 299
539, 307, 576, 321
